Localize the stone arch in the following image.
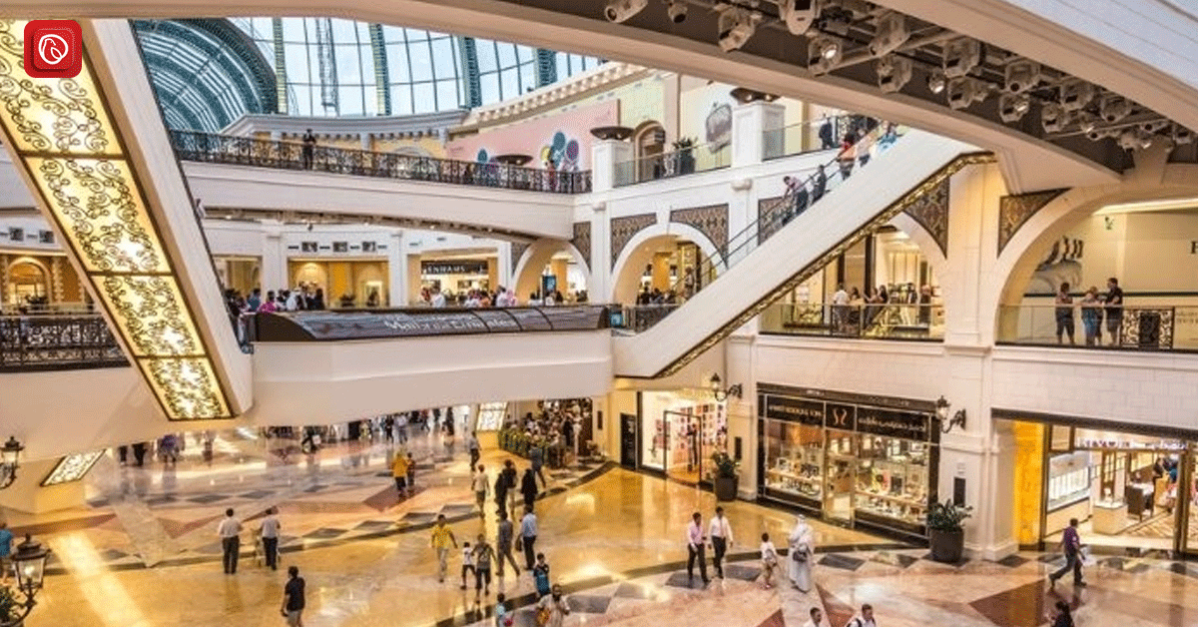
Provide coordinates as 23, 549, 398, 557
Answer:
610, 221, 722, 304
984, 162, 1198, 343
632, 120, 667, 182
511, 239, 591, 302
5, 256, 50, 306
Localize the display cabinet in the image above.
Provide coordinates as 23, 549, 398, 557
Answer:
853, 436, 929, 528
764, 422, 825, 505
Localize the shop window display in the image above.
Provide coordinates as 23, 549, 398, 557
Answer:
763, 422, 824, 506
639, 390, 726, 482
854, 436, 929, 528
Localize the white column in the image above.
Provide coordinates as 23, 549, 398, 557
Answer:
261, 224, 287, 292
388, 230, 405, 307
590, 139, 633, 193
496, 241, 513, 288
731, 100, 785, 168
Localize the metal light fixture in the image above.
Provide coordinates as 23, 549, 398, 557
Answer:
936, 396, 967, 433
1, 534, 51, 627
927, 68, 947, 94
709, 373, 743, 403
0, 436, 23, 490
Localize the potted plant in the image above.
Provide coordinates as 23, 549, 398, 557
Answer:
927, 498, 973, 563
710, 451, 739, 501
0, 585, 24, 626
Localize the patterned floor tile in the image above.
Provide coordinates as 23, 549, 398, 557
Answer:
239, 490, 273, 500
354, 520, 395, 531
566, 594, 612, 614
723, 563, 762, 581
817, 553, 865, 571
613, 581, 659, 600
664, 571, 711, 589
187, 494, 229, 505
303, 527, 346, 540
996, 554, 1030, 568
870, 551, 918, 568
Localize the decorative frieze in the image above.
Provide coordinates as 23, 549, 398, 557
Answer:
610, 213, 658, 268
998, 189, 1068, 255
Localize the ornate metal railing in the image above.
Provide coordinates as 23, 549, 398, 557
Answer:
168, 130, 592, 195
610, 304, 682, 333
252, 305, 612, 341
0, 315, 128, 371
997, 303, 1186, 350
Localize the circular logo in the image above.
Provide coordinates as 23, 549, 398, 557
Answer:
37, 33, 69, 66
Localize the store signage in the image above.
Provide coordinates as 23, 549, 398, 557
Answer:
762, 395, 824, 426
856, 406, 931, 441
1076, 438, 1186, 451
421, 260, 489, 275
825, 403, 857, 431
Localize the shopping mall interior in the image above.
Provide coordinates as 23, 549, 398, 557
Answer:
0, 1, 1197, 626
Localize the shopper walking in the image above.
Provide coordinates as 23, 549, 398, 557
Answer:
1049, 517, 1086, 587
280, 565, 306, 626
473, 464, 490, 519
803, 607, 826, 627
392, 450, 410, 497
533, 552, 551, 598
845, 604, 876, 627
520, 505, 538, 570
495, 510, 521, 581
760, 531, 779, 590
787, 514, 814, 593
468, 432, 482, 471
431, 514, 459, 583
473, 533, 496, 598
686, 511, 709, 584
535, 584, 571, 627
494, 463, 511, 518
217, 508, 243, 574
709, 506, 733, 579
521, 467, 539, 511
260, 507, 281, 571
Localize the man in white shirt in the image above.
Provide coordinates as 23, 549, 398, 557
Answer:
472, 464, 490, 520
708, 506, 733, 579
260, 507, 281, 571
431, 287, 447, 308
831, 283, 850, 332
803, 607, 826, 627
217, 508, 243, 574
845, 603, 877, 627
686, 511, 709, 584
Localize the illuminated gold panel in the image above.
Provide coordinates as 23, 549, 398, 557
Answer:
41, 450, 104, 486
0, 22, 121, 157
137, 357, 229, 420
95, 275, 202, 356
0, 19, 232, 420
24, 157, 169, 273
1012, 420, 1045, 546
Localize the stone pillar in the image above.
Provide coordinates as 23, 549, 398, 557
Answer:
590, 139, 633, 193
0, 253, 8, 307
49, 256, 64, 304
261, 225, 286, 293
387, 231, 405, 307
730, 100, 785, 169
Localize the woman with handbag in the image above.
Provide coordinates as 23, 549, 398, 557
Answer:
787, 514, 815, 593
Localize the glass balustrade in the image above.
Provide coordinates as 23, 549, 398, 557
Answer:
997, 303, 1193, 351
759, 302, 945, 341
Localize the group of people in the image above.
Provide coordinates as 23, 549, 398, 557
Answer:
214, 507, 306, 626
828, 282, 937, 332
224, 283, 327, 318
1053, 277, 1125, 346
419, 285, 585, 309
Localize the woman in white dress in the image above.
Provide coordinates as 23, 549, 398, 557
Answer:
787, 514, 814, 592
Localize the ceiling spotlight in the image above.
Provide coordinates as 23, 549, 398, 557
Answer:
1060, 79, 1095, 112
1119, 128, 1153, 151
717, 8, 761, 52
1041, 102, 1069, 133
998, 93, 1031, 123
868, 12, 909, 58
1097, 94, 1132, 123
779, 0, 820, 35
1173, 125, 1194, 145
943, 38, 982, 79
1004, 58, 1042, 94
665, 0, 687, 23
1139, 119, 1169, 134
947, 77, 987, 110
876, 55, 912, 93
927, 68, 946, 94
807, 36, 842, 74
1086, 127, 1114, 142
605, 0, 648, 23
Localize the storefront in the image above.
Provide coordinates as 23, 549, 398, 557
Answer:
420, 258, 495, 301
757, 385, 940, 541
637, 389, 728, 486
1000, 411, 1198, 555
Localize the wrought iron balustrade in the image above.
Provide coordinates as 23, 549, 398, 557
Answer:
0, 315, 128, 371
169, 130, 592, 194
998, 303, 1188, 351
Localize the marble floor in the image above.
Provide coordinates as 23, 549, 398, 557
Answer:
6, 433, 1198, 627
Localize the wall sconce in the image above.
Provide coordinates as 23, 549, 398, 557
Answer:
0, 436, 24, 490
935, 396, 967, 433
709, 373, 742, 403
1, 534, 52, 627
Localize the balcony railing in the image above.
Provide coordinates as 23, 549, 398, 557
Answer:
252, 305, 612, 341
997, 303, 1191, 350
609, 304, 682, 333
613, 140, 731, 187
762, 114, 857, 161
760, 302, 945, 341
0, 314, 128, 371
168, 130, 592, 194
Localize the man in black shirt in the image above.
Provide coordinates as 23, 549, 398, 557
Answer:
281, 565, 305, 626
1104, 277, 1124, 346
301, 129, 316, 169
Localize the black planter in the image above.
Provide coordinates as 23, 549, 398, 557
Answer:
929, 529, 964, 563
714, 476, 738, 501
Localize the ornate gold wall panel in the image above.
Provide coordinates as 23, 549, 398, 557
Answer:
0, 19, 231, 419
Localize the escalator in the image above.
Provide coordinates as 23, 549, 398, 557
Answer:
613, 130, 988, 378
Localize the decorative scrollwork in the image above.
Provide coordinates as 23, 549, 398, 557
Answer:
97, 275, 201, 356
41, 450, 105, 486
139, 357, 229, 419
572, 222, 592, 270
26, 157, 167, 273
903, 178, 950, 256
0, 314, 127, 371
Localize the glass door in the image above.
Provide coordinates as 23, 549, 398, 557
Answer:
665, 409, 701, 485
824, 429, 856, 524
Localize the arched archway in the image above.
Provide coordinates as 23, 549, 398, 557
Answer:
632, 121, 666, 182
511, 239, 591, 302
6, 257, 49, 308
610, 222, 722, 304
